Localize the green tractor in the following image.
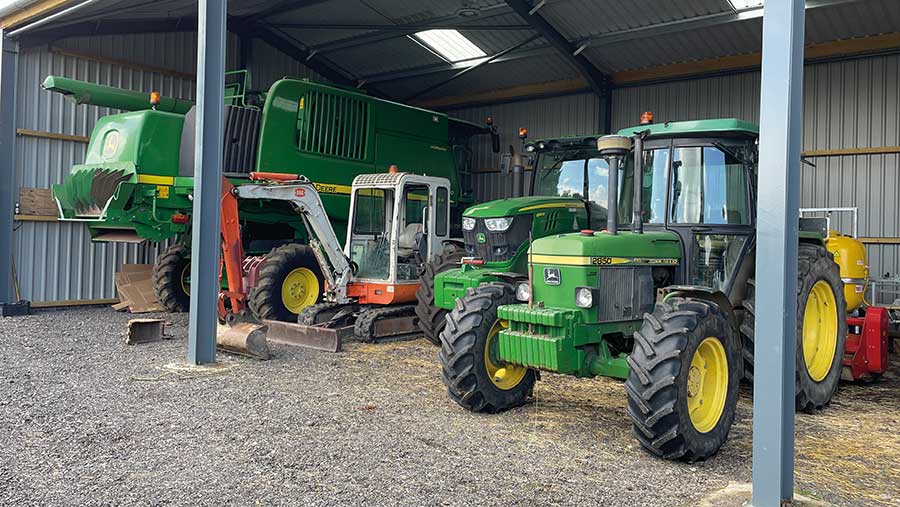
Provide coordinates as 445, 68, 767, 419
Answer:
416, 134, 611, 343
47, 73, 495, 322
437, 118, 848, 461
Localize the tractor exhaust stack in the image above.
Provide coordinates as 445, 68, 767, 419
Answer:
596, 135, 632, 235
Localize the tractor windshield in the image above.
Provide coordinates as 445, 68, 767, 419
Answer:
533, 149, 624, 227
619, 147, 669, 225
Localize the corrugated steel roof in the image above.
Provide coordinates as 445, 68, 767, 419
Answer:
7, 0, 900, 102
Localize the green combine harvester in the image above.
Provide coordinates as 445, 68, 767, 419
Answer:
434, 118, 847, 461
46, 72, 495, 322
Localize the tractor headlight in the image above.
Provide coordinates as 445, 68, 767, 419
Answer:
462, 217, 477, 231
515, 282, 531, 302
484, 216, 514, 231
575, 287, 594, 308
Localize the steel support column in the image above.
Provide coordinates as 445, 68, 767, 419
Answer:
187, 0, 226, 364
0, 33, 18, 305
751, 0, 806, 505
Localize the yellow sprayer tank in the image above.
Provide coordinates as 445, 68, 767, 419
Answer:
824, 230, 868, 312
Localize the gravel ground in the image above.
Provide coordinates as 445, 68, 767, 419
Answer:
1, 306, 897, 507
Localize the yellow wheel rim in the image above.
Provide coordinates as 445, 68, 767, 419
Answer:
802, 280, 839, 382
281, 268, 319, 314
180, 263, 191, 295
687, 337, 729, 434
484, 320, 528, 390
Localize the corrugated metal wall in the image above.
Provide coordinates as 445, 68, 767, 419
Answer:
447, 92, 604, 202
454, 55, 900, 278
11, 32, 304, 303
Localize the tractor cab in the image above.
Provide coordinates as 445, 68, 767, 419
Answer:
438, 117, 850, 464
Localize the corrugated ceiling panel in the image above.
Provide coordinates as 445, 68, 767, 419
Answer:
540, 0, 731, 41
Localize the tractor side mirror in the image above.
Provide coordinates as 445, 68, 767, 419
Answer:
491, 130, 501, 153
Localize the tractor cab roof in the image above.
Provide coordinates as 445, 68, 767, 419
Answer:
525, 119, 757, 153
617, 118, 759, 139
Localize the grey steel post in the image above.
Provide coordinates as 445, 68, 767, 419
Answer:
0, 34, 18, 304
751, 0, 805, 505
187, 0, 227, 364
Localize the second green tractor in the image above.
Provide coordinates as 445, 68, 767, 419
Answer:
424, 118, 848, 461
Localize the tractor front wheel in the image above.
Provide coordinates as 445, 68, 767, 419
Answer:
439, 283, 536, 413
626, 297, 741, 462
248, 244, 325, 322
415, 243, 465, 345
152, 244, 191, 312
740, 243, 847, 412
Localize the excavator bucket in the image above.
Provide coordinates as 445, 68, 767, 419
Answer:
263, 320, 350, 353
216, 323, 271, 360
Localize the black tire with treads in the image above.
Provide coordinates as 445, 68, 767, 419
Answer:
248, 244, 325, 323
415, 243, 465, 345
152, 244, 191, 313
740, 243, 846, 412
439, 282, 536, 413
625, 297, 741, 462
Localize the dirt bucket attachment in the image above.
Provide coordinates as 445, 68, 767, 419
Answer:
263, 320, 349, 353
216, 323, 271, 360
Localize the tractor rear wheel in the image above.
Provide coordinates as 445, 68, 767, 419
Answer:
740, 243, 847, 412
439, 282, 536, 413
248, 244, 325, 322
152, 244, 191, 312
415, 243, 465, 345
626, 297, 741, 462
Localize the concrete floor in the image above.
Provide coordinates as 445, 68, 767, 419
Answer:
0, 306, 897, 506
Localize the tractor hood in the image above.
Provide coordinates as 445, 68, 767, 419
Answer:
463, 196, 583, 218
529, 230, 681, 263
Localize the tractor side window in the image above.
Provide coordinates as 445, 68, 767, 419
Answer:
670, 146, 750, 225
435, 187, 449, 237
350, 189, 393, 280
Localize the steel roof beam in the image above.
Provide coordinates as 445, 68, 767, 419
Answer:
405, 33, 541, 101
361, 45, 556, 83
308, 3, 515, 54
503, 0, 607, 97
241, 23, 359, 87
579, 0, 858, 49
267, 22, 532, 31
243, 0, 333, 24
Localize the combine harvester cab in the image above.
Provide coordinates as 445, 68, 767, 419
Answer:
46, 72, 496, 321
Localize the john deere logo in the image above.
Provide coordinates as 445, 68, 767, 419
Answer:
544, 268, 561, 285
476, 233, 486, 244
102, 130, 120, 158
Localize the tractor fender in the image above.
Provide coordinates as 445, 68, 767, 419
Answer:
659, 285, 738, 328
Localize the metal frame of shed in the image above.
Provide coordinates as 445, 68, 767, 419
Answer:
0, 0, 882, 504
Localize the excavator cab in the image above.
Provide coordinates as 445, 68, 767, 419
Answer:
216, 170, 458, 357
345, 172, 452, 304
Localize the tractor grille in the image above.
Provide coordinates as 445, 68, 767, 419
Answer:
298, 90, 369, 161
463, 215, 532, 263
53, 167, 130, 217
597, 267, 655, 322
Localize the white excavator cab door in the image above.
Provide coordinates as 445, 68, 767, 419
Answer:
393, 176, 452, 284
